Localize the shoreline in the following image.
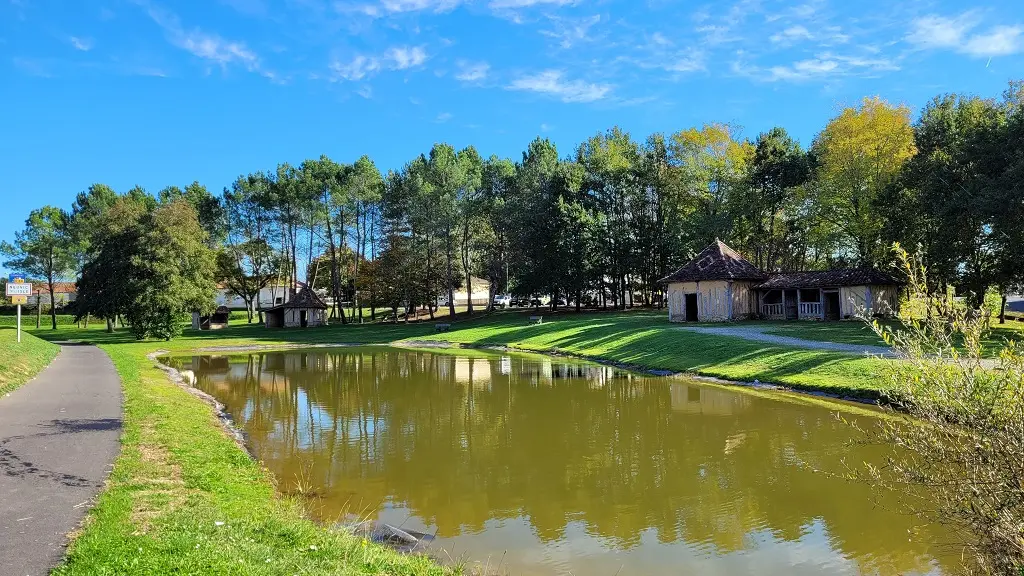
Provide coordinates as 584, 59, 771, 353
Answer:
157, 339, 885, 407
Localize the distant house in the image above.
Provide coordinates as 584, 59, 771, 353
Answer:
264, 287, 328, 328
660, 240, 902, 322
33, 282, 78, 307
438, 276, 491, 308
216, 281, 307, 310
192, 306, 231, 331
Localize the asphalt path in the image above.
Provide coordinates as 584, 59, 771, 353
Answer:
0, 344, 122, 576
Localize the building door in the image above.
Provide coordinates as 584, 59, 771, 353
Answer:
823, 291, 841, 320
685, 293, 699, 322
300, 310, 308, 328
784, 290, 799, 320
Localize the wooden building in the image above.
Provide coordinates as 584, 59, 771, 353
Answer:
192, 306, 231, 330
264, 287, 328, 328
660, 240, 902, 322
660, 240, 767, 322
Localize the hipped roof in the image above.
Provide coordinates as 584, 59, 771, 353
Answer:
266, 287, 327, 310
659, 240, 767, 284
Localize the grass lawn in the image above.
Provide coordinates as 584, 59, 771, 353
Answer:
759, 318, 1024, 356
26, 308, 898, 575
0, 327, 60, 395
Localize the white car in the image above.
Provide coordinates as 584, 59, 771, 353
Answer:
493, 294, 512, 308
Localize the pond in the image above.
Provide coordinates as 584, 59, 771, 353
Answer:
164, 347, 955, 575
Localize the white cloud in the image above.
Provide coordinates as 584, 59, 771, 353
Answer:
907, 13, 1023, 57
541, 14, 601, 48
330, 55, 380, 80
69, 36, 93, 51
507, 70, 611, 103
540, 122, 552, 132
455, 60, 489, 82
489, 0, 574, 8
141, 2, 261, 71
357, 85, 373, 98
387, 46, 428, 69
351, 0, 462, 15
734, 51, 899, 82
435, 111, 453, 122
770, 25, 811, 44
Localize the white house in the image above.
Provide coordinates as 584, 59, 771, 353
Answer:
216, 281, 307, 310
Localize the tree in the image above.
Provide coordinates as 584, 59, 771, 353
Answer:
159, 181, 226, 244
736, 127, 810, 270
77, 199, 216, 340
811, 97, 916, 266
1, 206, 76, 330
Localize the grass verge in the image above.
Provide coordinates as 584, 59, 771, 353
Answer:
51, 342, 458, 575
0, 326, 60, 396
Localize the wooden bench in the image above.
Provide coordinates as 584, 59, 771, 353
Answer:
529, 316, 543, 325
435, 323, 451, 333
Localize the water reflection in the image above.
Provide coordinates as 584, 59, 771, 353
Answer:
168, 348, 953, 575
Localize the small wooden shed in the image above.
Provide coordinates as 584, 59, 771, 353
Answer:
659, 240, 767, 322
264, 287, 328, 328
192, 306, 231, 330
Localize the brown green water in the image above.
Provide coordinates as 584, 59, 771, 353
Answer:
165, 347, 956, 575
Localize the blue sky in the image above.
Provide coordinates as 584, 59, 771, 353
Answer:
2, 0, 1023, 273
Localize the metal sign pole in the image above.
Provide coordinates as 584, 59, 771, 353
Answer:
16, 303, 21, 343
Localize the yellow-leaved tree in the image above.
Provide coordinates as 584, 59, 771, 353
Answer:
811, 97, 916, 266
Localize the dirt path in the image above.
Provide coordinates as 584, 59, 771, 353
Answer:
678, 325, 897, 357
0, 344, 122, 576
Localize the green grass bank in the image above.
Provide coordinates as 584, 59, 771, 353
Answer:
0, 327, 60, 396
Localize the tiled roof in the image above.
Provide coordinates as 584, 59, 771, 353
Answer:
35, 282, 77, 294
658, 240, 767, 284
267, 287, 327, 310
755, 268, 903, 290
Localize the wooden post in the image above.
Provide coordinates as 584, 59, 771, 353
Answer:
796, 289, 802, 320
36, 288, 41, 329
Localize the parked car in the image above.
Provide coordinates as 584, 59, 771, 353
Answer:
493, 294, 512, 308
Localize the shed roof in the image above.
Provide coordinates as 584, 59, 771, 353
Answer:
266, 287, 327, 310
755, 268, 902, 290
658, 240, 767, 284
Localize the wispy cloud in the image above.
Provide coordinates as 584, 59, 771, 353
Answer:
541, 14, 601, 48
907, 13, 1023, 57
330, 55, 381, 81
455, 60, 489, 82
435, 111, 453, 122
489, 0, 575, 8
387, 46, 428, 69
357, 85, 373, 98
69, 36, 94, 51
352, 0, 463, 16
733, 51, 899, 82
770, 25, 811, 44
507, 69, 611, 103
329, 46, 427, 81
141, 1, 261, 72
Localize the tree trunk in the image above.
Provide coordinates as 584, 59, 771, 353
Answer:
999, 294, 1007, 324
36, 290, 41, 329
445, 229, 456, 318
326, 195, 346, 325
106, 317, 114, 333
47, 267, 57, 330
462, 218, 474, 316
576, 289, 582, 312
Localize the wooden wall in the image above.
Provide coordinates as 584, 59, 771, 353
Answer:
666, 280, 758, 322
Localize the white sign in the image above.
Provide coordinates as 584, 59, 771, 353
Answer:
6, 283, 32, 296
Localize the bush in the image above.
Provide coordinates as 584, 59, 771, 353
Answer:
857, 245, 1024, 574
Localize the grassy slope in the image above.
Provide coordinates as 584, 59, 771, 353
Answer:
0, 327, 59, 395
50, 340, 456, 575
28, 309, 892, 574
759, 319, 1024, 356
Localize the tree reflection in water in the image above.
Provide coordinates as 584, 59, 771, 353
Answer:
169, 349, 955, 576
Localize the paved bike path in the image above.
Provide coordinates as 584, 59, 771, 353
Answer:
0, 344, 122, 576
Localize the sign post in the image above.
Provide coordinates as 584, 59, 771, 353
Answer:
6, 274, 31, 343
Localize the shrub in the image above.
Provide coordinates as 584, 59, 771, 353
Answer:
858, 244, 1024, 575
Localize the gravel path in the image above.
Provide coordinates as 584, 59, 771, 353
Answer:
678, 325, 897, 357
0, 344, 122, 576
